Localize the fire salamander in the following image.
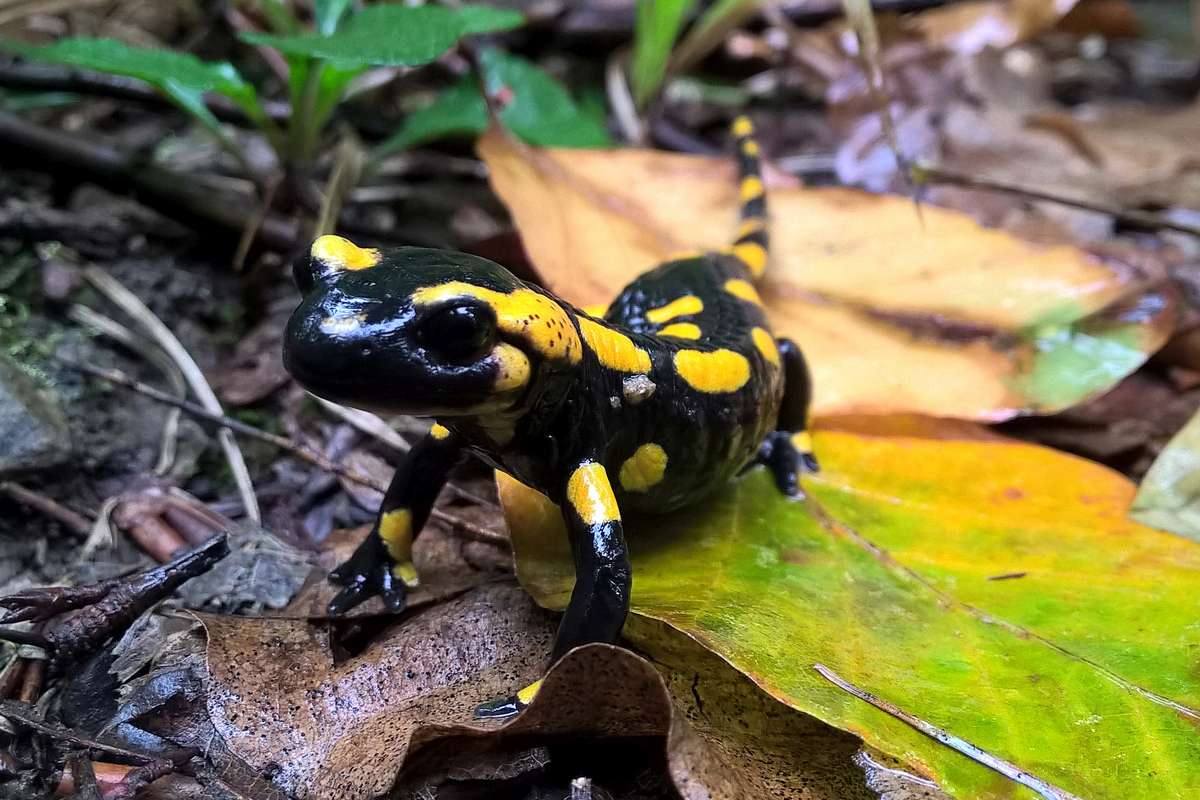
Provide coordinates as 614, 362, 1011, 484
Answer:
283, 116, 817, 718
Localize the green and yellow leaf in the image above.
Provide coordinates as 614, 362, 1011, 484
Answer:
499, 418, 1200, 799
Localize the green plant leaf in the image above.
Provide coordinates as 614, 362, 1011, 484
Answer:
1131, 407, 1200, 541
454, 4, 529, 36
5, 37, 268, 131
374, 78, 487, 157
631, 0, 695, 107
499, 419, 1200, 799
240, 4, 523, 68
313, 0, 352, 35
478, 49, 610, 147
373, 50, 609, 160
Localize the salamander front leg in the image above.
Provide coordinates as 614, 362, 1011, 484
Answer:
328, 424, 464, 615
757, 337, 819, 497
475, 460, 631, 719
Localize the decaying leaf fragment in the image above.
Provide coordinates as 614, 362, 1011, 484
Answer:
1131, 406, 1200, 542
478, 131, 1174, 421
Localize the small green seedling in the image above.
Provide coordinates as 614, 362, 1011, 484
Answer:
2, 1, 608, 182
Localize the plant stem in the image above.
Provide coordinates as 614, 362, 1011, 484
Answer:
288, 58, 325, 165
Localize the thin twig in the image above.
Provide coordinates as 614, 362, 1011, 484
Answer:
62, 360, 509, 548
0, 700, 170, 765
81, 268, 260, 522
917, 165, 1200, 239
0, 61, 291, 123
0, 628, 48, 648
0, 109, 297, 249
0, 481, 91, 535
313, 397, 411, 453
312, 397, 493, 507
814, 663, 1082, 800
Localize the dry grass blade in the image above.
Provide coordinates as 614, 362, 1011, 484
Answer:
840, 0, 911, 196
312, 396, 411, 453
68, 303, 187, 475
81, 267, 260, 522
314, 132, 366, 238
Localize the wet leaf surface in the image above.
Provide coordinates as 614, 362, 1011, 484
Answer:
498, 418, 1200, 799
478, 131, 1174, 420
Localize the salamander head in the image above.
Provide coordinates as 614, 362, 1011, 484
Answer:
284, 236, 582, 417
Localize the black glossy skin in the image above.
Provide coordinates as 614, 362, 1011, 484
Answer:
283, 116, 816, 718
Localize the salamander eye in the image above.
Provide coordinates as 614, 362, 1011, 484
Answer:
417, 303, 496, 362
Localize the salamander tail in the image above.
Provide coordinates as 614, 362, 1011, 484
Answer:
728, 114, 769, 281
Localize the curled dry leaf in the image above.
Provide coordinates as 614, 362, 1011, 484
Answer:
478, 131, 1174, 420
202, 584, 555, 800
497, 417, 1200, 799
202, 581, 880, 800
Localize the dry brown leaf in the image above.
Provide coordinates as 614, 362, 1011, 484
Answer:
202, 582, 884, 800
202, 584, 555, 800
908, 0, 1081, 54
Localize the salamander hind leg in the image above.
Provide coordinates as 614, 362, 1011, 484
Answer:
475, 459, 631, 719
757, 337, 819, 497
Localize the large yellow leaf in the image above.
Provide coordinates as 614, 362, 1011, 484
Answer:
478, 131, 1174, 420
497, 418, 1200, 798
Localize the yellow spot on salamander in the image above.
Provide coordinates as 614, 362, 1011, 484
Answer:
659, 322, 701, 339
567, 462, 620, 525
674, 349, 751, 393
724, 279, 763, 306
492, 343, 531, 392
742, 139, 760, 157
517, 679, 543, 706
311, 235, 381, 271
729, 242, 767, 277
645, 295, 703, 324
430, 423, 451, 440
412, 282, 582, 364
732, 116, 753, 138
578, 317, 652, 373
751, 328, 780, 366
737, 219, 765, 238
582, 302, 609, 317
740, 176, 764, 202
619, 443, 668, 492
792, 431, 813, 453
379, 508, 413, 563
392, 561, 419, 587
